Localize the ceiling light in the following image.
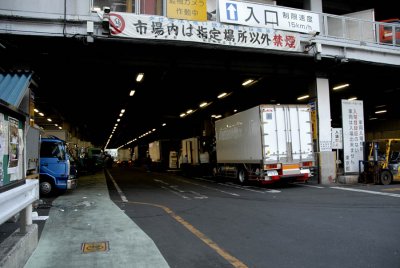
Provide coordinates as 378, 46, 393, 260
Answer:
215, 115, 222, 119
47, 118, 52, 122
333, 83, 349, 90
375, 110, 387, 114
129, 90, 135, 96
58, 126, 62, 130
186, 109, 193, 114
117, 118, 120, 122
369, 117, 378, 120
242, 79, 254, 86
55, 124, 58, 126
233, 110, 237, 112
180, 113, 186, 117
218, 92, 227, 99
136, 73, 144, 82
375, 105, 386, 108
348, 97, 357, 101
119, 113, 123, 117
297, 95, 309, 100
121, 109, 125, 113
39, 112, 44, 116
211, 115, 216, 118
162, 123, 166, 126
199, 102, 208, 108
34, 108, 39, 113
152, 128, 156, 131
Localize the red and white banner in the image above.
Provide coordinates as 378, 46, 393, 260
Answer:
109, 13, 300, 52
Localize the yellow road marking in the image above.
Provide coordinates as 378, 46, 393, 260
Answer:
125, 201, 248, 268
382, 188, 400, 192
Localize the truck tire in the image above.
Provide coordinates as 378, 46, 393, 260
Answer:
40, 179, 55, 197
238, 169, 247, 185
380, 170, 392, 185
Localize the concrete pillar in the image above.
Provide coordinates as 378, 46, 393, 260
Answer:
303, 0, 323, 12
19, 204, 32, 234
313, 77, 336, 184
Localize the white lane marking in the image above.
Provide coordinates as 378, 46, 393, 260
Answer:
176, 178, 240, 197
331, 186, 400, 198
106, 169, 128, 202
161, 186, 190, 199
154, 179, 169, 185
190, 191, 208, 199
193, 177, 216, 183
224, 182, 281, 193
291, 183, 325, 189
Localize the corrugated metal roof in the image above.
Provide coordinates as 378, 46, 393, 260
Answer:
0, 72, 32, 108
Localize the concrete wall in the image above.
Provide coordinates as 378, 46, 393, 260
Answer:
0, 0, 92, 16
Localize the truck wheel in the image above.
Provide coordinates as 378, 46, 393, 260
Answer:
40, 180, 54, 197
238, 169, 247, 184
380, 170, 392, 185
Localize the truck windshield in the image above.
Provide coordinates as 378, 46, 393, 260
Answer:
41, 142, 66, 160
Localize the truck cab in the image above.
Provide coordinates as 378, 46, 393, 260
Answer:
39, 136, 77, 196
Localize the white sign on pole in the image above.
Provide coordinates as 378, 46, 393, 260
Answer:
331, 128, 343, 149
341, 100, 365, 173
218, 0, 320, 33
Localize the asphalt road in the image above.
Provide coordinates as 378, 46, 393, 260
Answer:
105, 167, 400, 268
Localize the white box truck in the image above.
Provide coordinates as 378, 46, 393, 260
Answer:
214, 104, 314, 184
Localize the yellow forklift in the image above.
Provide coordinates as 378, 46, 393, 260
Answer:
359, 139, 400, 185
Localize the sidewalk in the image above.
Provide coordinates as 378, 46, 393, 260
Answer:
24, 171, 169, 268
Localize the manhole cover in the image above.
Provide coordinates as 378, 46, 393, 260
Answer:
81, 241, 109, 253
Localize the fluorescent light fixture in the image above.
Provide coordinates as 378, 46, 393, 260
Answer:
152, 128, 156, 131
233, 109, 238, 113
375, 105, 386, 108
136, 73, 144, 82
211, 115, 216, 118
162, 123, 166, 126
115, 123, 118, 126
218, 92, 227, 99
119, 113, 123, 117
186, 109, 193, 114
199, 102, 208, 108
55, 124, 58, 126
34, 108, 39, 113
39, 112, 44, 116
297, 95, 309, 100
121, 109, 125, 113
117, 118, 120, 122
30, 118, 34, 122
58, 126, 62, 129
348, 97, 357, 101
369, 117, 378, 120
242, 79, 254, 86
129, 90, 135, 96
375, 110, 387, 114
215, 115, 222, 119
47, 118, 52, 122
333, 83, 349, 90
180, 113, 186, 117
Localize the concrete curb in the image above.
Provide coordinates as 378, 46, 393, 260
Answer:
0, 224, 38, 268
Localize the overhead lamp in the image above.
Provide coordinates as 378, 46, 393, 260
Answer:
136, 73, 144, 82
121, 109, 125, 113
215, 115, 222, 119
152, 128, 156, 131
117, 118, 120, 122
186, 109, 193, 114
297, 95, 309, 100
34, 108, 39, 113
333, 83, 349, 90
369, 117, 378, 120
129, 90, 136, 96
180, 113, 186, 118
162, 123, 166, 126
58, 126, 62, 130
218, 92, 227, 99
55, 124, 58, 126
233, 109, 238, 113
242, 79, 254, 86
47, 118, 52, 122
375, 110, 387, 114
348, 97, 357, 101
199, 102, 208, 108
39, 112, 44, 116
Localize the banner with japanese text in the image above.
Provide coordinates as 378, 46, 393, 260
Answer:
341, 100, 365, 173
109, 13, 300, 52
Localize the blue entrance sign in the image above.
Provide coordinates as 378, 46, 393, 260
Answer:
226, 3, 238, 21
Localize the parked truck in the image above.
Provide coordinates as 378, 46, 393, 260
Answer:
213, 104, 314, 184
39, 135, 77, 196
117, 148, 131, 166
148, 139, 180, 171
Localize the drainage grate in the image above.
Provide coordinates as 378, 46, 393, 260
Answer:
81, 241, 109, 253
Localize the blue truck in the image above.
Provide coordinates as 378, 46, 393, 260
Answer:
39, 136, 77, 196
